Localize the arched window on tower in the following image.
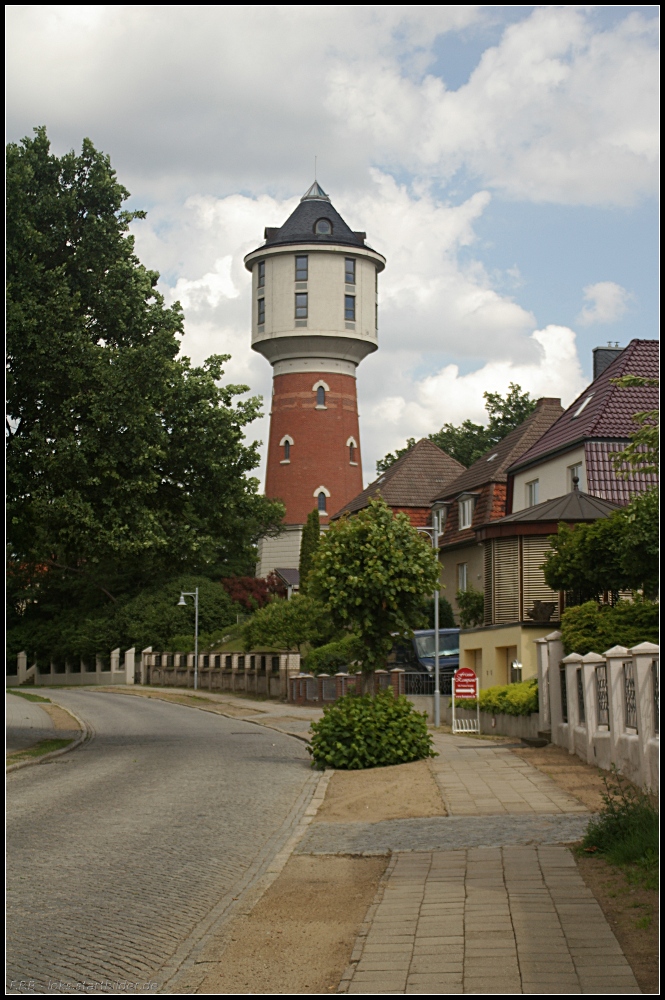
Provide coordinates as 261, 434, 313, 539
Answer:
279, 434, 293, 464
346, 436, 358, 465
317, 491, 327, 512
317, 385, 325, 407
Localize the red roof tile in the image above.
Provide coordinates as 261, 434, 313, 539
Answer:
585, 441, 658, 504
331, 438, 464, 518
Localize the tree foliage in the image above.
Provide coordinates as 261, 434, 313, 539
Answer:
298, 509, 321, 594
7, 127, 283, 660
542, 490, 658, 602
219, 574, 286, 611
309, 498, 440, 673
241, 594, 335, 653
560, 600, 659, 656
376, 384, 537, 472
455, 586, 485, 628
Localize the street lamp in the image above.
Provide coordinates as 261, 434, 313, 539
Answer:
417, 520, 441, 728
177, 587, 199, 691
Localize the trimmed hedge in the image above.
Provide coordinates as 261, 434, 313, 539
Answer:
452, 678, 538, 717
561, 599, 659, 655
308, 688, 436, 770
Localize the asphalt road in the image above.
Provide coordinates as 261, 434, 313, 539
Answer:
6, 690, 315, 995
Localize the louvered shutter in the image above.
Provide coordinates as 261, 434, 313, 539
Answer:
483, 543, 493, 625
493, 538, 519, 623
521, 536, 559, 619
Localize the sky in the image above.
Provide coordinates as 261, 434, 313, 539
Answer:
6, 5, 659, 487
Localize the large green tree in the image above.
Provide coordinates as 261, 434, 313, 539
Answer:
309, 498, 440, 676
376, 383, 537, 472
298, 509, 321, 594
7, 127, 283, 660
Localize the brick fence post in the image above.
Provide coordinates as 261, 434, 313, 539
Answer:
391, 668, 404, 698
335, 672, 348, 699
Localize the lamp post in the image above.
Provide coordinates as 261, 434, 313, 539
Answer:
177, 587, 199, 691
417, 522, 441, 728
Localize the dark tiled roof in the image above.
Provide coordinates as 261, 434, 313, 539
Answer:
510, 340, 659, 472
432, 398, 564, 500
262, 183, 369, 250
275, 568, 300, 588
585, 441, 658, 504
332, 439, 465, 518
492, 488, 620, 525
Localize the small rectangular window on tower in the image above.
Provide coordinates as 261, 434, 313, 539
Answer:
295, 255, 308, 281
295, 293, 308, 319
257, 261, 265, 287
345, 258, 356, 284
258, 298, 265, 325
345, 295, 356, 321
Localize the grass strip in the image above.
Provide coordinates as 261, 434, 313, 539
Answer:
7, 689, 51, 703
7, 738, 74, 763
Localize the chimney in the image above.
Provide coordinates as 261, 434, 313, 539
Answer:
593, 343, 623, 381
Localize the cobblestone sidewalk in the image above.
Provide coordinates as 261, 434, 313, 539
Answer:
338, 847, 640, 995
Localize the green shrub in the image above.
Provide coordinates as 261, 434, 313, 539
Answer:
301, 633, 363, 674
308, 688, 436, 770
452, 679, 538, 717
582, 770, 658, 885
456, 586, 484, 628
561, 599, 659, 655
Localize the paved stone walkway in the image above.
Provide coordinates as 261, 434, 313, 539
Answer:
429, 733, 588, 816
325, 731, 640, 995
338, 847, 640, 995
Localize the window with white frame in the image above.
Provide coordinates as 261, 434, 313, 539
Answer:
457, 563, 468, 592
526, 479, 539, 506
568, 463, 582, 490
458, 498, 474, 529
432, 506, 447, 534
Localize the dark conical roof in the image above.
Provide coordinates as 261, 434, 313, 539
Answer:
493, 487, 620, 524
263, 181, 369, 249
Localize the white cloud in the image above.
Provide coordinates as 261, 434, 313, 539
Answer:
361, 326, 587, 479
328, 7, 659, 205
577, 281, 633, 326
6, 6, 658, 206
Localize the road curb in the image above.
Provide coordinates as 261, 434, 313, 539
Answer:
6, 702, 91, 773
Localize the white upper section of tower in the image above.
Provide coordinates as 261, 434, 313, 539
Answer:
243, 183, 386, 376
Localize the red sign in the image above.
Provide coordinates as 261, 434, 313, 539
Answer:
454, 667, 478, 699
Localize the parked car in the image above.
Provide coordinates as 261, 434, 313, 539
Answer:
386, 628, 460, 675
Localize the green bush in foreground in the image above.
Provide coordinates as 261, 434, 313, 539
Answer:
308, 688, 436, 770
452, 679, 538, 717
582, 770, 658, 887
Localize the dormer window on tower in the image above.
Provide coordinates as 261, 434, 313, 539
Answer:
315, 219, 332, 235
295, 256, 308, 281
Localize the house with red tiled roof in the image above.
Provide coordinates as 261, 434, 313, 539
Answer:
331, 438, 464, 527
430, 398, 564, 622
507, 339, 658, 511
455, 340, 658, 690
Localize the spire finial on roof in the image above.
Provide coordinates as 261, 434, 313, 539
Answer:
572, 476, 580, 492
301, 180, 330, 202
